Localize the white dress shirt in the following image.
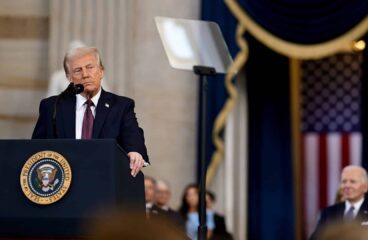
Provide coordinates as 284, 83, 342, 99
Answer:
75, 88, 101, 139
344, 197, 365, 219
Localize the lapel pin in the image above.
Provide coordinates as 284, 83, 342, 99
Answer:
105, 103, 110, 108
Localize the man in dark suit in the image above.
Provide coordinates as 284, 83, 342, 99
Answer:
32, 46, 148, 177
144, 176, 156, 215
310, 165, 368, 239
149, 180, 184, 227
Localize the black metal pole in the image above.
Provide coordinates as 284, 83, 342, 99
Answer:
198, 74, 208, 240
193, 65, 216, 240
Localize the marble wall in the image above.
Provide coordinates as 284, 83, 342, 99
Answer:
0, 0, 49, 138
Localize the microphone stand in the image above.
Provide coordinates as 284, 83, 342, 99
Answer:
52, 83, 84, 138
193, 65, 216, 240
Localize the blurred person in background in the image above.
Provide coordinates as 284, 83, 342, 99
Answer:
179, 184, 215, 240
311, 165, 368, 239
206, 190, 233, 240
144, 176, 156, 216
150, 179, 184, 229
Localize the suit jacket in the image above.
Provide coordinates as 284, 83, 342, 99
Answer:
149, 204, 185, 230
32, 89, 149, 162
210, 213, 233, 240
310, 197, 368, 239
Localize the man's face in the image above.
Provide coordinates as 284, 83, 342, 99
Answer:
341, 168, 368, 203
144, 179, 155, 203
155, 183, 170, 207
67, 53, 103, 98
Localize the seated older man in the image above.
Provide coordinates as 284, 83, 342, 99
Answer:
310, 165, 368, 240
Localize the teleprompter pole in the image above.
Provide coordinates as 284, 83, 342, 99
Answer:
193, 65, 216, 240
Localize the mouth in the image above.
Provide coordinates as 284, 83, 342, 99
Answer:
83, 82, 93, 86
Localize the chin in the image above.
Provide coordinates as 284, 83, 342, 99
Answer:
85, 88, 96, 94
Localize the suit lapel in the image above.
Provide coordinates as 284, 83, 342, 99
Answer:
357, 197, 368, 220
336, 203, 345, 218
59, 95, 76, 138
93, 90, 112, 138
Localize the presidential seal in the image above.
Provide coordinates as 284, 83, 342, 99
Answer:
20, 151, 72, 205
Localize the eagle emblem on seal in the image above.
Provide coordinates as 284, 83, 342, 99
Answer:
36, 164, 60, 192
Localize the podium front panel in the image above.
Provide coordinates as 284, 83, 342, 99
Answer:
0, 139, 144, 237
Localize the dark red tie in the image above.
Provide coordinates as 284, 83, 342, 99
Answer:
82, 99, 94, 139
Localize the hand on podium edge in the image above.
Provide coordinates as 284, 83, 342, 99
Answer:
128, 152, 147, 177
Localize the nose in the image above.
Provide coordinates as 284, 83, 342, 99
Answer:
81, 67, 89, 78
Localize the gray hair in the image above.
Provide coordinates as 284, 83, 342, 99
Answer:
156, 179, 170, 189
342, 165, 368, 184
63, 47, 104, 75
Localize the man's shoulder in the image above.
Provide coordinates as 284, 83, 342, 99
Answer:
101, 91, 135, 108
214, 212, 226, 222
102, 90, 134, 104
358, 197, 368, 213
38, 95, 58, 108
320, 202, 345, 218
42, 95, 58, 102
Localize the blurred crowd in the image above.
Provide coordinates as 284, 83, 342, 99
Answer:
144, 176, 233, 240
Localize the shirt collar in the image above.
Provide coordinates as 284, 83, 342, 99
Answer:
345, 197, 365, 212
76, 88, 102, 110
160, 205, 169, 211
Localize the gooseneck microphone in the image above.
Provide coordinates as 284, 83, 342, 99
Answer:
62, 83, 84, 96
52, 83, 84, 138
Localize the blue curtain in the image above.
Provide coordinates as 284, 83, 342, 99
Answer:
245, 34, 294, 240
200, 0, 295, 239
360, 34, 368, 171
200, 1, 294, 240
198, 0, 238, 179
238, 0, 368, 43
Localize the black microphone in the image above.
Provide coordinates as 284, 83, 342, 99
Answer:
61, 83, 84, 96
52, 83, 84, 138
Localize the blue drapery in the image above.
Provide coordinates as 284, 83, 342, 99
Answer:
360, 35, 368, 171
198, 0, 238, 179
245, 34, 294, 240
200, 1, 295, 240
238, 0, 368, 43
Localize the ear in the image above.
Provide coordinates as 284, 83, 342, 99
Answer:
363, 183, 368, 192
66, 74, 72, 82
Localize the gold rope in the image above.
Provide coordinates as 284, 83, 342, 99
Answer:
206, 24, 249, 185
290, 58, 303, 240
225, 0, 368, 59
